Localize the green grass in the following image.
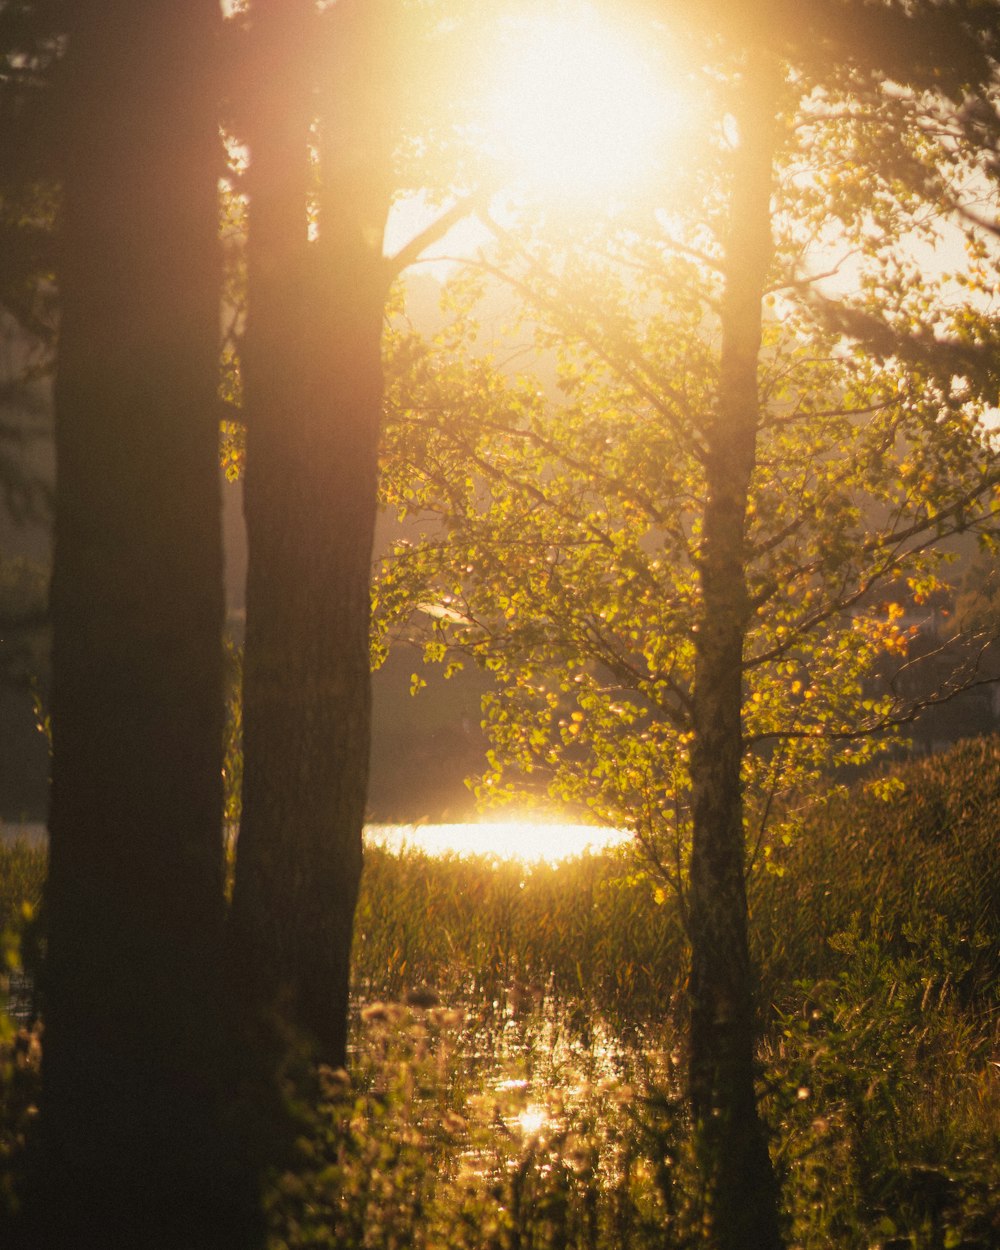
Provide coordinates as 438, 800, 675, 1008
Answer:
2, 737, 998, 1247
752, 736, 1000, 1013
353, 845, 685, 1028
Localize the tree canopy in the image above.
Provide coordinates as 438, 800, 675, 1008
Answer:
2, 2, 999, 1246
376, 13, 1000, 1244
378, 9, 1000, 873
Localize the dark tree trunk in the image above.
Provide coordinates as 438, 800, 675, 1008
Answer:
687, 59, 783, 1250
230, 0, 390, 1069
26, 3, 258, 1248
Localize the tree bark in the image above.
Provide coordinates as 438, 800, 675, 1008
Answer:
28, 3, 257, 1246
687, 58, 783, 1250
230, 0, 391, 1069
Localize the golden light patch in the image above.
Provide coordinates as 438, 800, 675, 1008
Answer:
482, 4, 687, 205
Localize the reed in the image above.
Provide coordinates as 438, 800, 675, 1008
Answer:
1, 737, 997, 1247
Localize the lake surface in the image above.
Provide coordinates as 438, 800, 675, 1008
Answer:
0, 821, 46, 847
369, 819, 628, 863
2, 819, 628, 864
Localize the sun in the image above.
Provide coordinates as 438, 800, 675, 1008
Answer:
482, 4, 685, 204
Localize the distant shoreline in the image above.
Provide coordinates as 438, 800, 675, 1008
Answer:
0, 822, 46, 846
2, 820, 626, 863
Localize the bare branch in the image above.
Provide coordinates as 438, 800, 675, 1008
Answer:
383, 190, 487, 281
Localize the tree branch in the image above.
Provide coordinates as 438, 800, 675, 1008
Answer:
382, 190, 487, 282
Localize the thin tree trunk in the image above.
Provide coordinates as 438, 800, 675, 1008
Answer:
29, 3, 256, 1246
687, 57, 783, 1250
230, 0, 390, 1069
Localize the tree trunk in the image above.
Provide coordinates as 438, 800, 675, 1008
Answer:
687, 58, 783, 1250
29, 3, 257, 1246
230, 0, 390, 1069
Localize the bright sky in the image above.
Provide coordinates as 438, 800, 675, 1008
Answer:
385, 1, 693, 276
479, 5, 684, 203
384, 191, 491, 280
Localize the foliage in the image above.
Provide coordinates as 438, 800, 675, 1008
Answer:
0, 839, 43, 1229
769, 964, 999, 1250
1, 739, 998, 1245
0, 840, 43, 987
376, 27, 1000, 906
753, 736, 1000, 1011
223, 634, 243, 830
0, 1015, 40, 1230
0, 0, 60, 559
355, 844, 685, 1028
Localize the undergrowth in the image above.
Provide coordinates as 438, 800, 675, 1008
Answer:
1, 737, 997, 1247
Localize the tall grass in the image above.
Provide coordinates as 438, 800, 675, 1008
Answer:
0, 837, 44, 1218
354, 847, 685, 1027
752, 736, 1000, 1011
324, 738, 1000, 1248
2, 737, 998, 1247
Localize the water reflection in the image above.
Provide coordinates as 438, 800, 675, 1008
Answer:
366, 820, 628, 864
349, 986, 663, 1200
517, 1105, 547, 1137
0, 822, 45, 847
2, 819, 630, 865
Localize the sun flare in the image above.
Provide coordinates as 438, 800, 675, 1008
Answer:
483, 5, 685, 203
367, 820, 629, 865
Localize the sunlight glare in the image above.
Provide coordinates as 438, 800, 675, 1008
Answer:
367, 819, 629, 864
518, 1105, 547, 1137
483, 4, 686, 204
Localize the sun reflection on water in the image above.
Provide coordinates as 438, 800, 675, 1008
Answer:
517, 1105, 547, 1137
366, 820, 629, 864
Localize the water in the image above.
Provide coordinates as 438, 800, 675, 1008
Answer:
368, 819, 628, 864
0, 821, 45, 847
2, 819, 629, 864
347, 990, 668, 1199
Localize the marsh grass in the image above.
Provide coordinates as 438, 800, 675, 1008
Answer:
1, 738, 998, 1247
303, 738, 1000, 1249
752, 737, 1000, 1012
0, 837, 44, 1219
765, 954, 999, 1249
353, 847, 685, 1030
